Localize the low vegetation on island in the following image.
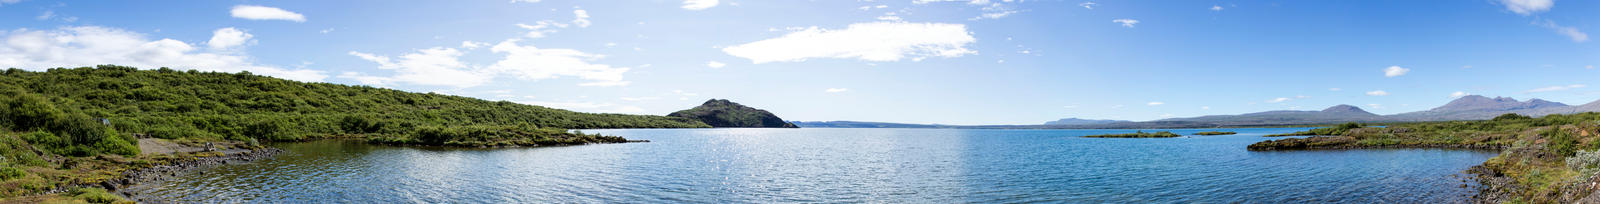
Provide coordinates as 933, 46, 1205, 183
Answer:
1194, 131, 1237, 135
1263, 122, 1365, 137
0, 65, 713, 200
1083, 131, 1182, 138
1249, 113, 1600, 203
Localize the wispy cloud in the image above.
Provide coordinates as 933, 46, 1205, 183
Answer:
231, 5, 306, 22
1537, 20, 1589, 42
1526, 84, 1587, 93
723, 22, 976, 64
1366, 90, 1389, 96
1450, 91, 1470, 98
1113, 19, 1139, 28
682, 0, 718, 10
1147, 101, 1164, 106
1499, 0, 1552, 15
825, 88, 849, 93
1383, 66, 1409, 77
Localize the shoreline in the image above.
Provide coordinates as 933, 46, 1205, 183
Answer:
111, 148, 284, 203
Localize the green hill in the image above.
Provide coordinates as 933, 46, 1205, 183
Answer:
669, 99, 797, 128
0, 65, 710, 198
0, 65, 710, 152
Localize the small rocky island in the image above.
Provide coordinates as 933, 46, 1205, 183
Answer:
670, 99, 799, 128
1082, 131, 1181, 138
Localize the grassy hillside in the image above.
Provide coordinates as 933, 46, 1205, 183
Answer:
0, 65, 709, 199
0, 65, 706, 143
1248, 113, 1600, 202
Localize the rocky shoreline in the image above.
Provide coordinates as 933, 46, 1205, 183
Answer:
103, 148, 284, 203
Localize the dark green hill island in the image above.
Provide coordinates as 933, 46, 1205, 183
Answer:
669, 99, 798, 128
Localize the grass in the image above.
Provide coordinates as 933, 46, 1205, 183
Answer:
1264, 122, 1364, 137
1083, 131, 1182, 138
1249, 113, 1600, 202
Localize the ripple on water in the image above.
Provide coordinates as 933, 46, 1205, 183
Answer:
129, 128, 1496, 203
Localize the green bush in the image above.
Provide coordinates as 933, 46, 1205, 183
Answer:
69, 187, 126, 204
0, 167, 23, 181
1495, 113, 1533, 121
339, 115, 384, 134
1543, 127, 1581, 157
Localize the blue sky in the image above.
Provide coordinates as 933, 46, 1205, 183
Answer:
0, 0, 1596, 125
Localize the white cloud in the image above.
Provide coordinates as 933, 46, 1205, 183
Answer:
1147, 101, 1164, 106
1537, 20, 1589, 42
1211, 5, 1223, 11
706, 61, 726, 68
1383, 65, 1409, 77
1588, 65, 1595, 69
1113, 19, 1139, 28
516, 21, 569, 39
320, 28, 335, 34
488, 39, 630, 87
207, 27, 254, 50
461, 41, 488, 49
572, 10, 591, 28
971, 3, 1020, 20
1500, 0, 1553, 15
230, 5, 306, 22
1201, 106, 1211, 110
825, 88, 849, 93
1079, 2, 1096, 9
1367, 104, 1383, 109
346, 47, 489, 87
1526, 84, 1587, 93
1267, 97, 1291, 103
723, 22, 976, 64
1450, 91, 1470, 98
0, 26, 326, 81
877, 15, 903, 21
1329, 88, 1342, 91
1366, 90, 1390, 96
682, 0, 718, 10
35, 10, 53, 20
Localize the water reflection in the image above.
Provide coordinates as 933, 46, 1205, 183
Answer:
128, 128, 1495, 203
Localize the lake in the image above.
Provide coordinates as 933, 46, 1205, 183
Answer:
126, 128, 1499, 203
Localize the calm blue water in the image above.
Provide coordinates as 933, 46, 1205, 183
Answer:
127, 128, 1498, 203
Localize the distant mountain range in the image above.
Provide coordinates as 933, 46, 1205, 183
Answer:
790, 95, 1600, 129
788, 121, 959, 128
1043, 118, 1130, 125
1388, 95, 1595, 121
